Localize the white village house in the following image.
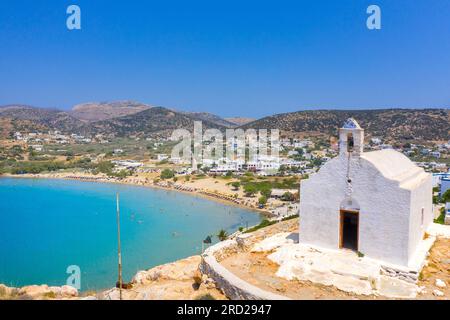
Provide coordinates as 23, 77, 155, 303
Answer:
299, 119, 433, 268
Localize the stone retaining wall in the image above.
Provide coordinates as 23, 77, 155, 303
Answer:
380, 266, 418, 284
200, 239, 289, 300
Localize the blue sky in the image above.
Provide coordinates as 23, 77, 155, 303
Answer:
0, 0, 449, 118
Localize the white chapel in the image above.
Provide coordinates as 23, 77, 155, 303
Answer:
299, 119, 433, 268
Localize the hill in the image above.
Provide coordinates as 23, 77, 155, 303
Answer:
182, 112, 237, 128
0, 105, 85, 137
71, 101, 152, 122
225, 117, 256, 126
1, 104, 448, 142
88, 107, 228, 138
241, 109, 450, 142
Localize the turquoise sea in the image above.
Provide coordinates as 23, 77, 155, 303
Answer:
0, 177, 262, 291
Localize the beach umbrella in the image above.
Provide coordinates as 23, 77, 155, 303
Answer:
203, 236, 212, 244
201, 235, 212, 254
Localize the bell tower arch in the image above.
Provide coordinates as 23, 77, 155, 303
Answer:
339, 118, 364, 156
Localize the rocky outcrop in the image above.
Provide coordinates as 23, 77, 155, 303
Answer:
0, 284, 78, 300
101, 256, 226, 300
131, 255, 201, 285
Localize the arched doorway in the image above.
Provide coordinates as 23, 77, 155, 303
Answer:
339, 198, 360, 251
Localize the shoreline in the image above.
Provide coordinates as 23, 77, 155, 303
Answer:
0, 172, 269, 298
0, 172, 271, 216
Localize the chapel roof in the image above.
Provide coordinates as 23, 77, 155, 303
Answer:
361, 149, 429, 188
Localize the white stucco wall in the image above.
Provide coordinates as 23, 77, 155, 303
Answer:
299, 152, 431, 268
408, 174, 433, 266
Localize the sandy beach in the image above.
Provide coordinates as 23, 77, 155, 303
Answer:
0, 172, 272, 216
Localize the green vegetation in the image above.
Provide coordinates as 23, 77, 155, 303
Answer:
0, 158, 132, 179
216, 229, 229, 241
281, 214, 299, 221
113, 170, 132, 179
434, 207, 446, 225
244, 219, 276, 233
160, 169, 175, 180
195, 293, 216, 300
243, 184, 258, 197
441, 189, 450, 203
2, 160, 67, 174
258, 195, 268, 206
43, 291, 57, 299
434, 189, 450, 205
91, 161, 131, 179
93, 161, 115, 175
281, 192, 295, 202
230, 181, 240, 191
239, 177, 299, 193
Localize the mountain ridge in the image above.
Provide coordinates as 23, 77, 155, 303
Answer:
240, 108, 450, 142
0, 103, 448, 142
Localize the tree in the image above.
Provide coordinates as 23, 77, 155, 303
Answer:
231, 182, 240, 191
260, 187, 272, 198
281, 191, 295, 202
243, 184, 258, 197
217, 229, 229, 241
113, 170, 131, 179
96, 161, 114, 175
160, 169, 175, 180
442, 189, 450, 203
258, 196, 267, 206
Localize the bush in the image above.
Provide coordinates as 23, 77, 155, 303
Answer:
260, 187, 272, 198
434, 208, 445, 225
160, 169, 175, 179
8, 161, 67, 174
258, 195, 267, 206
195, 293, 216, 300
243, 184, 258, 197
281, 192, 295, 201
217, 229, 229, 241
113, 170, 131, 179
244, 219, 276, 233
96, 161, 115, 175
231, 182, 240, 191
441, 189, 450, 203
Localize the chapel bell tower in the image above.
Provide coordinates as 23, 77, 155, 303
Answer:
339, 118, 364, 156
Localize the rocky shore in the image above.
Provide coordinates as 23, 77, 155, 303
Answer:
0, 256, 225, 300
